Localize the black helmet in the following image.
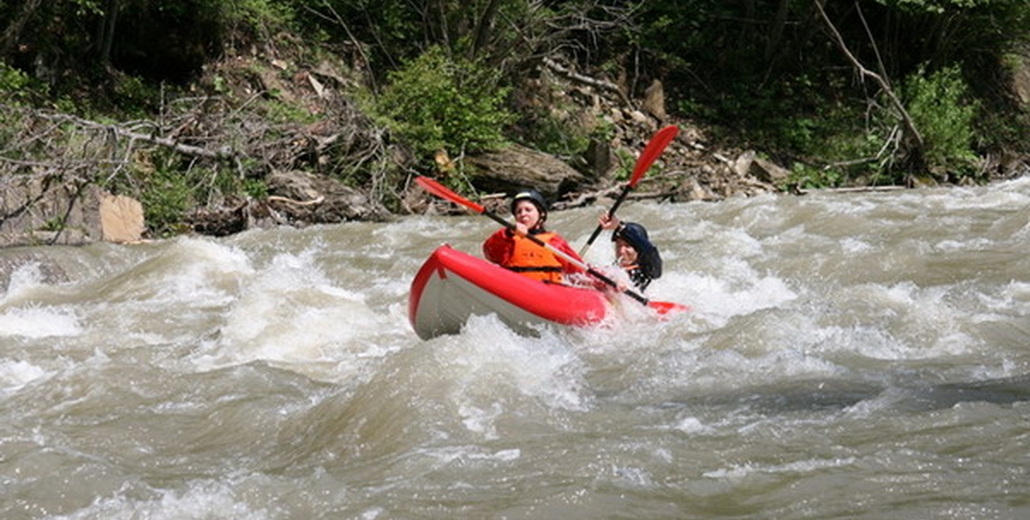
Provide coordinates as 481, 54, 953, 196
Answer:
612, 222, 650, 252
613, 222, 662, 279
510, 189, 548, 215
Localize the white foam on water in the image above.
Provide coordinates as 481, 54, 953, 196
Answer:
703, 456, 857, 481
72, 237, 255, 322
1, 262, 46, 303
986, 280, 1030, 309
660, 267, 797, 329
0, 305, 82, 338
674, 416, 715, 435
422, 315, 591, 438
840, 237, 873, 254
47, 479, 273, 520
738, 348, 846, 386
151, 237, 255, 305
466, 316, 589, 411
0, 358, 50, 392
189, 249, 394, 383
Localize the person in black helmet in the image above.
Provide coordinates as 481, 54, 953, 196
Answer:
483, 189, 585, 284
599, 214, 662, 291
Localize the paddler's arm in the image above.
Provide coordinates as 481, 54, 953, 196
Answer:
482, 227, 515, 265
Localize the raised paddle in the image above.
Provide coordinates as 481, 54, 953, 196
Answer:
415, 176, 688, 314
579, 124, 679, 256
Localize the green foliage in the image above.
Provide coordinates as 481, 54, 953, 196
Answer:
0, 61, 32, 104
302, 0, 573, 83
137, 153, 196, 238
0, 60, 68, 109
111, 74, 161, 118
874, 0, 992, 14
518, 107, 589, 160
264, 98, 318, 125
242, 178, 268, 199
901, 65, 980, 179
974, 91, 1030, 154
626, 0, 1028, 185
69, 0, 103, 15
373, 46, 515, 161
222, 0, 294, 29
789, 105, 898, 188
42, 216, 66, 232
514, 84, 608, 165
129, 150, 248, 237
607, 149, 634, 182
786, 163, 846, 191
297, 0, 422, 69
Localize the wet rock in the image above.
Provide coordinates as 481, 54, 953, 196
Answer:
734, 150, 790, 185
264, 169, 392, 225
1, 176, 144, 247
642, 79, 667, 122
465, 144, 590, 201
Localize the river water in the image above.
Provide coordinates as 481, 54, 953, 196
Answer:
2, 177, 1029, 519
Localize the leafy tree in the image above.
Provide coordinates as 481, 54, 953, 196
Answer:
373, 45, 514, 160
901, 65, 980, 179
626, 0, 1028, 184
302, 1, 634, 86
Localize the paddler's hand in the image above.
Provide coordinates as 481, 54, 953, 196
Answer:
599, 213, 620, 230
513, 222, 529, 236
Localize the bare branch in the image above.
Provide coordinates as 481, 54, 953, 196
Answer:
543, 57, 630, 105
813, 1, 924, 153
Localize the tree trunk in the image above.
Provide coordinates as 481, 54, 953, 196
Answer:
0, 0, 45, 58
471, 0, 502, 59
97, 0, 121, 66
764, 0, 791, 61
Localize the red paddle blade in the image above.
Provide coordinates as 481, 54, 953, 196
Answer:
415, 176, 486, 213
630, 125, 679, 187
649, 300, 691, 315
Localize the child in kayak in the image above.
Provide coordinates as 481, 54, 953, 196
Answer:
483, 189, 585, 284
599, 214, 662, 291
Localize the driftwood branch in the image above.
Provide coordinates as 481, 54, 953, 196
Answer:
552, 183, 625, 210
0, 92, 390, 220
554, 179, 684, 210
35, 111, 237, 160
543, 57, 632, 105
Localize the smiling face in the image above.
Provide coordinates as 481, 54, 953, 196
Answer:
512, 200, 543, 229
614, 238, 639, 266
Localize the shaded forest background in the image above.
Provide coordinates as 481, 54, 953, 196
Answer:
1, 0, 1028, 239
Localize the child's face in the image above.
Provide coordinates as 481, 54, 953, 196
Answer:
513, 200, 542, 228
614, 238, 639, 265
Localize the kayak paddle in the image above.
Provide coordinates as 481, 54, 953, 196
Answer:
579, 124, 679, 256
415, 176, 688, 314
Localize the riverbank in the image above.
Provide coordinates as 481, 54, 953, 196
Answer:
2, 49, 1028, 248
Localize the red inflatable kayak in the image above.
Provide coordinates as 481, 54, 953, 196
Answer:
409, 245, 612, 339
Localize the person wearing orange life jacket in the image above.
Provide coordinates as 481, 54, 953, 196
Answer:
483, 189, 585, 284
599, 214, 662, 291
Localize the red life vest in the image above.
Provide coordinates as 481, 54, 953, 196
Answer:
505, 232, 564, 283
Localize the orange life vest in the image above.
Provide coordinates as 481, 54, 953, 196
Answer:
505, 232, 564, 283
